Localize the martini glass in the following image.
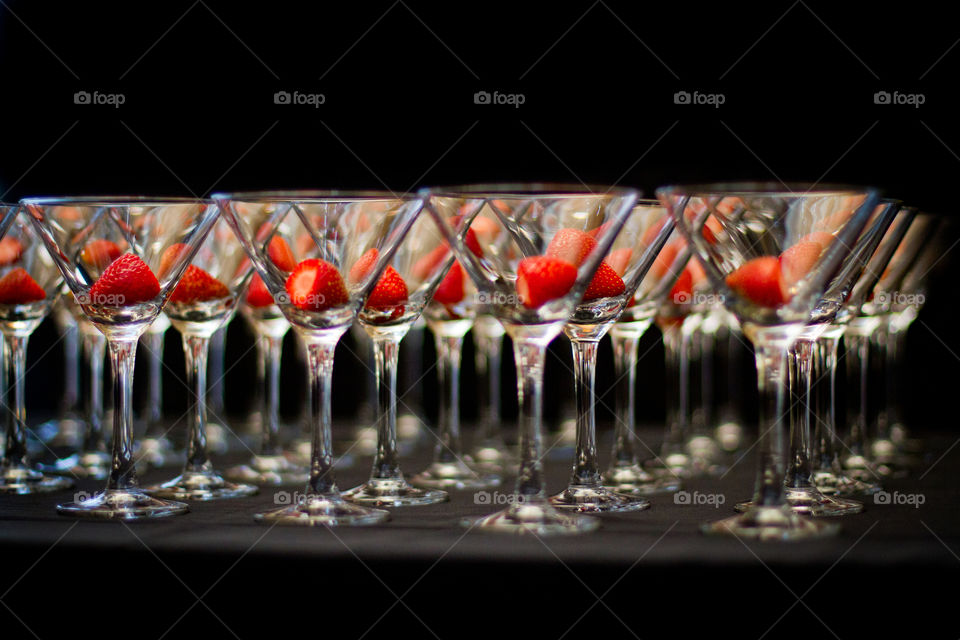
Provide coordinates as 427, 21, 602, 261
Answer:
219, 190, 424, 526
25, 196, 219, 518
343, 203, 465, 506
468, 314, 514, 473
136, 312, 176, 468
550, 199, 685, 512
32, 296, 82, 452
410, 202, 501, 491
0, 206, 73, 494
425, 183, 639, 535
660, 183, 879, 540
144, 217, 258, 501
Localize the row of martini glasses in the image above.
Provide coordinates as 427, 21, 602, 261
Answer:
0, 184, 938, 539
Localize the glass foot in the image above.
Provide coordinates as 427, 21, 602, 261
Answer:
145, 471, 258, 501
467, 441, 515, 474
410, 460, 500, 490
225, 455, 309, 486
549, 484, 651, 513
254, 493, 389, 526
602, 464, 682, 495
736, 486, 863, 516
57, 489, 189, 520
463, 499, 600, 535
343, 477, 448, 507
814, 470, 883, 496
50, 450, 111, 480
0, 465, 74, 495
685, 436, 729, 476
702, 505, 841, 541
644, 453, 693, 479
715, 422, 745, 452
137, 436, 180, 468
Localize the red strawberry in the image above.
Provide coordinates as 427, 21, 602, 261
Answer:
449, 215, 483, 258
169, 265, 230, 303
725, 257, 785, 308
583, 261, 625, 301
158, 243, 191, 278
89, 253, 160, 306
246, 274, 274, 308
587, 221, 613, 240
641, 217, 670, 246
779, 241, 822, 298
366, 266, 407, 308
0, 268, 45, 304
267, 236, 297, 272
607, 248, 633, 277
349, 248, 380, 284
80, 239, 122, 271
516, 256, 577, 309
470, 215, 500, 241
669, 267, 694, 306
652, 241, 684, 279
412, 244, 450, 281
0, 237, 23, 266
702, 215, 723, 244
433, 261, 465, 305
285, 259, 349, 311
798, 231, 835, 250
546, 228, 597, 266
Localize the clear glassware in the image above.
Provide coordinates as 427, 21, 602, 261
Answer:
145, 217, 258, 501
425, 183, 639, 534
33, 295, 83, 452
343, 205, 468, 506
468, 314, 514, 473
713, 311, 746, 452
136, 312, 176, 468
550, 199, 686, 512
25, 196, 220, 518
204, 320, 232, 455
219, 190, 425, 526
660, 183, 879, 540
0, 206, 73, 495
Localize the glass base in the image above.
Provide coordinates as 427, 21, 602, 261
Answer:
57, 488, 189, 520
602, 464, 682, 495
205, 422, 232, 455
549, 484, 651, 513
342, 477, 449, 507
715, 421, 745, 452
462, 499, 600, 536
254, 494, 390, 526
225, 455, 309, 486
145, 470, 258, 501
137, 436, 180, 468
410, 460, 500, 490
702, 505, 841, 541
51, 450, 111, 480
467, 441, 516, 474
735, 486, 864, 517
0, 464, 74, 495
643, 453, 693, 479
813, 470, 883, 496
685, 436, 729, 476
32, 416, 84, 448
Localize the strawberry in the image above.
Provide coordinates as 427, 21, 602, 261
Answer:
433, 261, 465, 305
725, 257, 785, 308
412, 244, 450, 281
366, 266, 407, 308
267, 236, 297, 272
779, 241, 822, 298
669, 267, 694, 306
0, 237, 23, 266
606, 248, 633, 277
798, 231, 835, 250
285, 259, 349, 311
348, 248, 379, 284
583, 261, 625, 301
158, 243, 191, 278
702, 215, 723, 244
449, 215, 483, 258
80, 239, 122, 271
641, 218, 670, 246
169, 265, 230, 303
470, 215, 500, 241
652, 241, 685, 279
587, 222, 613, 240
246, 274, 274, 308
0, 268, 45, 304
89, 253, 160, 306
516, 256, 577, 309
546, 228, 597, 266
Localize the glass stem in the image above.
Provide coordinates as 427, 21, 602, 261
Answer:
886, 327, 906, 432
141, 330, 165, 433
106, 337, 139, 491
819, 335, 845, 474
182, 334, 211, 473
433, 333, 464, 464
751, 336, 789, 507
82, 331, 106, 452
845, 334, 869, 458
2, 335, 30, 468
570, 339, 601, 487
871, 328, 891, 444
304, 337, 340, 496
61, 317, 80, 414
474, 330, 503, 444
785, 340, 814, 489
698, 327, 715, 434
208, 325, 227, 418
660, 324, 685, 456
513, 339, 547, 499
258, 334, 284, 456
371, 334, 401, 480
610, 332, 639, 468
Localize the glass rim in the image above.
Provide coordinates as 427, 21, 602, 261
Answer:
211, 189, 419, 203
420, 183, 640, 199
656, 181, 879, 198
20, 195, 214, 206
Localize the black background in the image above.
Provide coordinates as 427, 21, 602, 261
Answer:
1, 2, 958, 637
